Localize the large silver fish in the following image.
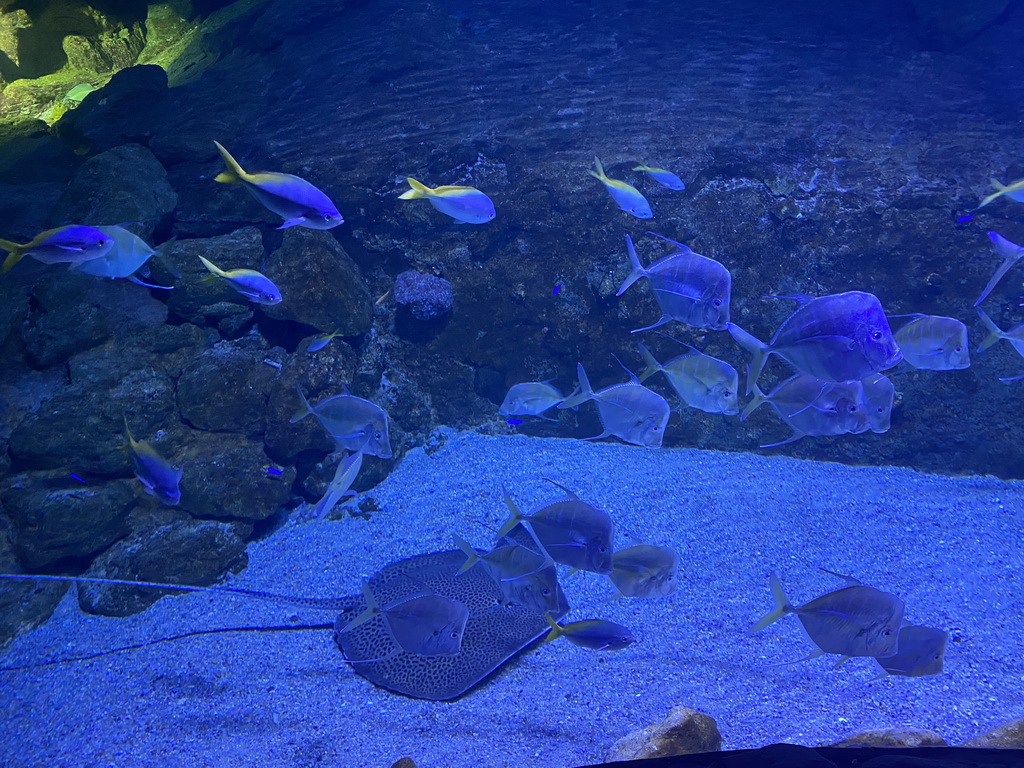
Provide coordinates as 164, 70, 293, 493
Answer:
894, 314, 969, 371
559, 361, 670, 448
617, 233, 731, 332
453, 534, 563, 615
742, 374, 868, 447
637, 339, 739, 415
729, 291, 902, 393
498, 382, 564, 421
75, 226, 175, 289
975, 231, 1024, 307
752, 571, 904, 659
291, 385, 392, 458
860, 373, 895, 434
873, 625, 948, 678
340, 586, 470, 658
609, 544, 678, 598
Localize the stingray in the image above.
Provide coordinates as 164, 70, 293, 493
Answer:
0, 549, 569, 701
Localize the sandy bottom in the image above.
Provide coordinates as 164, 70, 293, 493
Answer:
1, 431, 1022, 768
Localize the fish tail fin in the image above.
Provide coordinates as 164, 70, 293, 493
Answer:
452, 534, 481, 574
992, 178, 1008, 192
635, 343, 661, 383
289, 385, 315, 423
154, 238, 182, 279
398, 177, 432, 199
558, 363, 594, 409
728, 323, 769, 395
542, 612, 563, 643
615, 234, 647, 296
496, 488, 525, 538
0, 240, 24, 273
588, 156, 607, 181
741, 378, 766, 422
212, 141, 248, 184
632, 165, 649, 172
976, 307, 1006, 352
197, 255, 224, 277
978, 179, 1008, 209
750, 574, 791, 633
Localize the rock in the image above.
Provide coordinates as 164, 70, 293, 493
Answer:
0, 8, 30, 73
0, 524, 68, 650
0, 119, 80, 184
55, 64, 169, 152
176, 337, 279, 437
248, 0, 343, 51
830, 728, 947, 748
0, 267, 30, 346
78, 513, 251, 616
963, 718, 1024, 748
605, 705, 722, 761
0, 181, 63, 240
394, 269, 453, 321
1, 473, 136, 568
177, 431, 294, 520
262, 228, 373, 336
164, 226, 265, 325
20, 272, 114, 368
45, 143, 177, 238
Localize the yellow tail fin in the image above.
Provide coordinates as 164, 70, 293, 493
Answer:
979, 178, 1009, 209
398, 177, 432, 199
212, 140, 248, 184
589, 156, 607, 181
197, 255, 225, 277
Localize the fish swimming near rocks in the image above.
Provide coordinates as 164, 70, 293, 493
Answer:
308, 329, 345, 352
558, 361, 670, 448
609, 544, 678, 598
636, 338, 739, 415
589, 157, 653, 219
893, 314, 969, 371
213, 140, 344, 230
976, 307, 1024, 381
291, 385, 393, 458
975, 231, 1024, 307
498, 483, 615, 576
977, 177, 1024, 210
0, 225, 114, 274
75, 226, 176, 289
198, 255, 282, 305
872, 624, 948, 679
752, 571, 905, 660
498, 382, 565, 421
398, 177, 496, 224
742, 374, 868, 447
633, 164, 686, 190
543, 614, 636, 651
729, 291, 902, 394
616, 233, 731, 332
123, 416, 182, 506
312, 446, 366, 519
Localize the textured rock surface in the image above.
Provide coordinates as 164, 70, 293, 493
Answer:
605, 706, 722, 761
0, 525, 67, 649
963, 718, 1024, 748
830, 728, 948, 748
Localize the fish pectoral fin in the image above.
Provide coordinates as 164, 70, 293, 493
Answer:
56, 244, 85, 252
276, 217, 308, 229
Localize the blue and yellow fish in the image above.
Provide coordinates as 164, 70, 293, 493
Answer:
589, 157, 652, 219
398, 177, 496, 224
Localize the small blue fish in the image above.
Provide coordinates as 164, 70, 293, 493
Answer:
633, 164, 686, 190
956, 214, 975, 224
308, 329, 344, 352
975, 231, 1024, 307
123, 417, 182, 506
543, 614, 636, 651
0, 225, 114, 273
589, 157, 653, 219
552, 283, 562, 296
213, 141, 344, 230
398, 177, 495, 224
198, 255, 282, 305
506, 418, 524, 425
69, 473, 86, 484
266, 466, 283, 477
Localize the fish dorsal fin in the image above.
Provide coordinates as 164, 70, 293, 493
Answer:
609, 353, 641, 384
542, 477, 579, 500
765, 293, 816, 305
653, 331, 701, 355
646, 231, 696, 255
820, 568, 862, 586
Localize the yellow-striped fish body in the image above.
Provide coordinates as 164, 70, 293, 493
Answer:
590, 157, 652, 218
398, 177, 495, 224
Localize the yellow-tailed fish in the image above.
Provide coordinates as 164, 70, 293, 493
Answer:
398, 177, 496, 224
308, 329, 344, 352
589, 157, 652, 218
123, 416, 182, 506
632, 164, 686, 190
543, 614, 636, 650
0, 225, 114, 274
213, 140, 344, 230
198, 254, 282, 305
978, 177, 1024, 209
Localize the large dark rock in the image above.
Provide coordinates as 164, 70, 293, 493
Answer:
176, 337, 278, 437
45, 143, 176, 236
605, 706, 722, 761
0, 121, 79, 184
164, 226, 264, 326
0, 181, 64, 241
55, 64, 169, 152
830, 729, 948, 748
262, 227, 373, 336
20, 273, 114, 368
963, 718, 1024, 748
78, 513, 251, 616
2, 473, 136, 568
177, 431, 294, 520
0, 524, 68, 650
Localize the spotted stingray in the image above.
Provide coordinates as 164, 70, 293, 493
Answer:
336, 549, 569, 700
0, 549, 569, 702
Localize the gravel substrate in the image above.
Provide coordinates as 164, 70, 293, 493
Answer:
1, 431, 1022, 768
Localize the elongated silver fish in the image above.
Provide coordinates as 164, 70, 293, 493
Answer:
637, 339, 739, 415
617, 233, 731, 332
729, 291, 902, 393
559, 361, 670, 448
752, 571, 904, 659
894, 314, 969, 371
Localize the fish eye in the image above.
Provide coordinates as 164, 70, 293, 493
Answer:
541, 587, 552, 596
375, 431, 383, 439
713, 299, 723, 307
955, 346, 962, 353
871, 330, 883, 341
847, 404, 858, 413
